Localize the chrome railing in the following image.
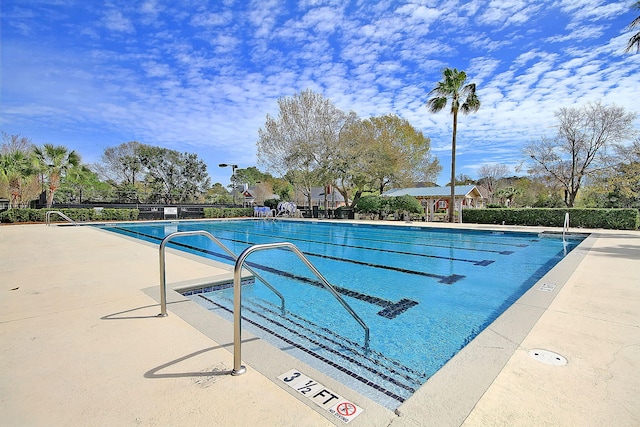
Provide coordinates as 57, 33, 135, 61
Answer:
562, 212, 570, 243
45, 210, 78, 226
158, 230, 285, 317
231, 241, 370, 376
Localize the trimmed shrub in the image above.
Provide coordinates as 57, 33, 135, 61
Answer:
355, 195, 424, 220
462, 208, 639, 230
263, 199, 279, 210
0, 209, 34, 223
354, 196, 385, 216
203, 207, 253, 218
389, 194, 424, 215
0, 208, 140, 223
98, 208, 139, 221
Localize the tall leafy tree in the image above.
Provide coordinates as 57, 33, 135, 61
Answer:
427, 68, 480, 222
137, 145, 211, 204
33, 143, 80, 207
333, 114, 440, 207
625, 0, 640, 53
582, 138, 640, 208
58, 165, 111, 204
205, 183, 232, 204
232, 166, 269, 188
477, 164, 510, 204
368, 114, 440, 193
94, 141, 144, 201
257, 89, 349, 207
524, 101, 636, 207
95, 141, 142, 185
331, 115, 375, 207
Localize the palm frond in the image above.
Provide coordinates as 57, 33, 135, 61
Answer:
625, 1, 640, 53
426, 96, 448, 113
625, 30, 640, 53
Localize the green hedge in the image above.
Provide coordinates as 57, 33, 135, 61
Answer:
0, 206, 255, 223
0, 208, 140, 223
355, 195, 423, 217
96, 208, 140, 221
462, 208, 639, 230
203, 207, 253, 218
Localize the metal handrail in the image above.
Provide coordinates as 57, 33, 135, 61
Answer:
562, 212, 570, 243
158, 231, 285, 317
45, 210, 78, 226
231, 241, 370, 376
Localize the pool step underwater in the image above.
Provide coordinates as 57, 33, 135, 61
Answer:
193, 292, 427, 408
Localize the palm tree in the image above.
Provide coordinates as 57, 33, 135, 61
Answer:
0, 150, 36, 208
34, 144, 81, 207
427, 68, 480, 222
625, 1, 640, 53
495, 186, 522, 207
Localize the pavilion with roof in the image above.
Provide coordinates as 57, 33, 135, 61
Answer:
381, 184, 484, 221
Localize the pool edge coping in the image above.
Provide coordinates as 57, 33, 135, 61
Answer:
130, 220, 596, 426
392, 232, 597, 425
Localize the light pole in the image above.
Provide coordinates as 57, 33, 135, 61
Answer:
219, 163, 238, 205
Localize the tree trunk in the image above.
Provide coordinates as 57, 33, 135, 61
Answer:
449, 111, 458, 223
47, 186, 54, 208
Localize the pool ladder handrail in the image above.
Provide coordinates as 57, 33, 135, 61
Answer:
231, 241, 370, 376
158, 230, 285, 317
45, 210, 78, 226
562, 212, 570, 243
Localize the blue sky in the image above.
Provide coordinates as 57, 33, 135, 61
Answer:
1, 0, 639, 187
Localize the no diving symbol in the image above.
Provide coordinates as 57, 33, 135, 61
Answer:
336, 402, 356, 417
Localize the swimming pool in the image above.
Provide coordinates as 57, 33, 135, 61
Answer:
99, 219, 584, 409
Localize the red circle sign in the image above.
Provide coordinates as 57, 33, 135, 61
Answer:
336, 402, 356, 417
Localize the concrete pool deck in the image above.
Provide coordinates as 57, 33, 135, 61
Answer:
0, 221, 638, 426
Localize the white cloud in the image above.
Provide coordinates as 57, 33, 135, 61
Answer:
558, 0, 628, 21
477, 0, 544, 28
191, 11, 233, 27
2, 0, 638, 186
103, 9, 135, 33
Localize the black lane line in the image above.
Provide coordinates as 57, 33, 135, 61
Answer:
240, 297, 425, 388
168, 225, 470, 282
196, 222, 515, 257
112, 226, 464, 285
186, 282, 428, 383
189, 224, 496, 266
253, 299, 429, 382
307, 223, 532, 248
199, 294, 413, 404
243, 220, 529, 250
111, 226, 423, 317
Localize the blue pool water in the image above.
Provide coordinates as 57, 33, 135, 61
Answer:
98, 219, 584, 409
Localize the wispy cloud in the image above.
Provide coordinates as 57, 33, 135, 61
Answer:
1, 0, 638, 185
103, 8, 135, 33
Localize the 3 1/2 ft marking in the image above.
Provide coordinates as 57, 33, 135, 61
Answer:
278, 369, 364, 424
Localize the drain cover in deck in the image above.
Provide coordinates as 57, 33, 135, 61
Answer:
528, 349, 567, 366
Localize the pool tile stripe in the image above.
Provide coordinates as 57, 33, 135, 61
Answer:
111, 225, 463, 286
188, 223, 501, 265
238, 299, 430, 383
250, 299, 428, 384
294, 251, 467, 284
247, 263, 418, 319
211, 220, 531, 252
198, 294, 418, 404
111, 223, 425, 318
377, 299, 420, 319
